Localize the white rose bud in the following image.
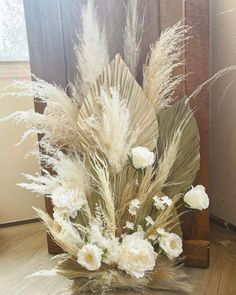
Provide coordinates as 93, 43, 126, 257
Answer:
130, 147, 155, 169
77, 244, 102, 271
184, 185, 209, 210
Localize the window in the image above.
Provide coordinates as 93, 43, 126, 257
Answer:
0, 0, 29, 61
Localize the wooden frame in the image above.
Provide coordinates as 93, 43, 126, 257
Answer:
23, 0, 209, 267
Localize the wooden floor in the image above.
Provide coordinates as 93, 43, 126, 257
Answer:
0, 222, 236, 295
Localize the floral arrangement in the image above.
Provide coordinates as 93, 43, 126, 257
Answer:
1, 0, 210, 294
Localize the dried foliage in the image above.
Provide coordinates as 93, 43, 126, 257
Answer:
0, 7, 207, 293
143, 21, 189, 112
0, 79, 80, 149
156, 97, 200, 196
149, 259, 193, 293
76, 54, 158, 173
74, 0, 109, 99
123, 0, 144, 77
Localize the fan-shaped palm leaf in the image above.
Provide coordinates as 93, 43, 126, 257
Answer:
77, 54, 158, 173
156, 97, 200, 196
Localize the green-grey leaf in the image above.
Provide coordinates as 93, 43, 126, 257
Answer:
157, 97, 200, 196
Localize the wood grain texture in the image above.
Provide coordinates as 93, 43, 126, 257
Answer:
0, 222, 235, 295
183, 0, 209, 244
183, 240, 209, 268
23, 0, 67, 254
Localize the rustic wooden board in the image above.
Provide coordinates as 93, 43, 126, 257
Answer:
184, 0, 210, 261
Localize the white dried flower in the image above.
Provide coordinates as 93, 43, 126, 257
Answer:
128, 199, 141, 215
161, 196, 173, 206
77, 244, 102, 271
157, 227, 166, 236
53, 208, 83, 245
184, 185, 209, 210
159, 232, 183, 259
51, 187, 86, 218
124, 221, 135, 230
130, 146, 155, 169
153, 195, 172, 210
145, 216, 154, 227
103, 238, 121, 265
89, 222, 120, 265
118, 232, 156, 278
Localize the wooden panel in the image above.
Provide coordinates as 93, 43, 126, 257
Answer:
184, 0, 209, 242
23, 0, 67, 254
183, 240, 209, 268
159, 0, 183, 30
159, 0, 209, 267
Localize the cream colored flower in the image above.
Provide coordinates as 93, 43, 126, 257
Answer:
145, 215, 154, 227
153, 195, 172, 210
128, 198, 141, 215
124, 221, 135, 230
184, 185, 209, 210
77, 244, 102, 271
156, 227, 166, 236
159, 232, 183, 259
118, 232, 156, 278
130, 146, 155, 169
52, 186, 86, 218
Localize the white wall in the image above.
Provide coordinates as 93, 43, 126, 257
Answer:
0, 61, 45, 224
210, 0, 236, 225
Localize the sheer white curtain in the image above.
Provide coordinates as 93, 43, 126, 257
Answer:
0, 0, 29, 60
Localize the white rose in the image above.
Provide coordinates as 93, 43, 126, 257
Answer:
159, 232, 183, 259
118, 232, 156, 278
77, 244, 102, 271
130, 147, 155, 169
184, 185, 209, 210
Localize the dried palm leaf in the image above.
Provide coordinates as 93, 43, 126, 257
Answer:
156, 97, 200, 196
77, 54, 158, 173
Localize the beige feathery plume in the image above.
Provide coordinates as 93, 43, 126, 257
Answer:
74, 0, 109, 98
143, 21, 189, 112
34, 208, 82, 257
81, 87, 139, 173
76, 54, 158, 173
88, 154, 116, 235
0, 79, 79, 149
18, 144, 90, 198
155, 118, 189, 189
123, 0, 144, 76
